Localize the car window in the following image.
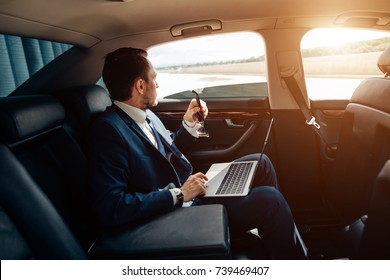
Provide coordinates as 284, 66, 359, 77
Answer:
148, 32, 267, 100
301, 28, 390, 100
0, 34, 73, 98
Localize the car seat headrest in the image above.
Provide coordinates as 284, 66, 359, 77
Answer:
0, 95, 64, 143
56, 85, 112, 128
378, 46, 390, 77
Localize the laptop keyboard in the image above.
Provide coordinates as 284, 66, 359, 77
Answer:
216, 162, 253, 195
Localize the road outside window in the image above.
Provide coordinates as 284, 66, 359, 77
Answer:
301, 28, 390, 100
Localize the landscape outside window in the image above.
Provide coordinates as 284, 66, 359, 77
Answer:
148, 29, 390, 100
148, 32, 267, 99
301, 28, 390, 100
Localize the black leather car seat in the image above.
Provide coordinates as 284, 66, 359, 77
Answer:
358, 160, 390, 259
0, 95, 89, 259
325, 46, 390, 226
54, 85, 112, 150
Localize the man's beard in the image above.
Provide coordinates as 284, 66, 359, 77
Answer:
142, 95, 158, 110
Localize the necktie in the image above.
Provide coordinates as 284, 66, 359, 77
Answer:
146, 117, 167, 158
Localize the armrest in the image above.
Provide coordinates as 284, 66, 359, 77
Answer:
88, 204, 230, 259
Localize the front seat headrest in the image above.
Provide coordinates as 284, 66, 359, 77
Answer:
378, 46, 390, 77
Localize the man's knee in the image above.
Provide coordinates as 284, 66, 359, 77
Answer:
249, 186, 288, 208
259, 154, 273, 169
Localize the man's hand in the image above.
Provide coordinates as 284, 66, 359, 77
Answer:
183, 98, 208, 123
181, 172, 208, 202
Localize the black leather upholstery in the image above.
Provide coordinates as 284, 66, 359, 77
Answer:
57, 85, 112, 127
55, 85, 112, 149
0, 95, 93, 258
325, 47, 390, 226
89, 205, 230, 259
0, 94, 97, 246
358, 160, 390, 259
350, 78, 390, 115
0, 144, 88, 259
0, 95, 64, 144
0, 205, 32, 259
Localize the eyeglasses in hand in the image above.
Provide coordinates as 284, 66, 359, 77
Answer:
192, 89, 209, 138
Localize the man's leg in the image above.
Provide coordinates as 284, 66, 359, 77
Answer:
234, 153, 279, 190
198, 153, 307, 259
201, 187, 308, 259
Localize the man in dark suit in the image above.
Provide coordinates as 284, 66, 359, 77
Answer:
87, 48, 307, 259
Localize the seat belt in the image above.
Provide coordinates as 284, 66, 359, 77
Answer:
281, 73, 336, 158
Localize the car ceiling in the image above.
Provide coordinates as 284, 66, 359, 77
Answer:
1, 0, 390, 49
1, 0, 389, 98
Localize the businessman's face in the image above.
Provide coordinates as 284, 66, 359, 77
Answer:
142, 61, 159, 108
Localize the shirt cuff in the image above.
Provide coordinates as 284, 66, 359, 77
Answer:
169, 189, 177, 206
182, 119, 202, 138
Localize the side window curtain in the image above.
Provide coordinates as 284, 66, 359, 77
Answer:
0, 35, 28, 96
22, 37, 44, 75
0, 34, 72, 98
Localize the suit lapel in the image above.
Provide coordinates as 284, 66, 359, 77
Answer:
113, 105, 192, 184
113, 105, 153, 146
146, 110, 193, 177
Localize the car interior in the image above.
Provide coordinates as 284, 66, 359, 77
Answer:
0, 0, 390, 260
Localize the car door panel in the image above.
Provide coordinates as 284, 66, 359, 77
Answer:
153, 97, 274, 173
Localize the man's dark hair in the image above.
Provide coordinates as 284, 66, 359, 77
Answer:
103, 47, 150, 101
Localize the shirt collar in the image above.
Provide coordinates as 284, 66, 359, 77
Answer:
113, 100, 146, 124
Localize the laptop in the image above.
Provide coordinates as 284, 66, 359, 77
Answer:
204, 118, 273, 197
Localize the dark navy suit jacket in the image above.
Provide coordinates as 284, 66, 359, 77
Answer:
87, 105, 195, 226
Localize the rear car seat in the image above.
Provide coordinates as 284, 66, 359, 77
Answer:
0, 144, 88, 259
54, 85, 112, 150
0, 93, 230, 259
0, 95, 88, 259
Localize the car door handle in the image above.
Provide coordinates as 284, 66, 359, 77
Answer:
190, 121, 258, 160
225, 119, 245, 128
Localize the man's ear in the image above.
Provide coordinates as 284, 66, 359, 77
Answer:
135, 78, 145, 94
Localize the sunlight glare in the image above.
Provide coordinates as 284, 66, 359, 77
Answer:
301, 28, 389, 49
